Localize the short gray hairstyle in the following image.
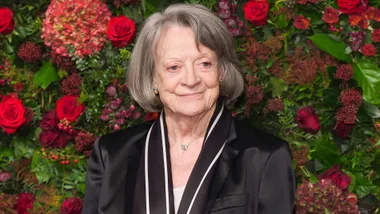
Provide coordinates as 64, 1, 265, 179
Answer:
127, 3, 244, 112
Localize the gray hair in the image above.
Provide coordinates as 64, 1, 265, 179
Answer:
127, 3, 244, 112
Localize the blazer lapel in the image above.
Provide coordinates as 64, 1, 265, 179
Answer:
203, 121, 239, 214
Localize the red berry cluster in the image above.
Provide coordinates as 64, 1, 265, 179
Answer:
41, 148, 79, 165
58, 118, 74, 135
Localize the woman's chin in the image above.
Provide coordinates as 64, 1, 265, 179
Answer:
171, 102, 213, 118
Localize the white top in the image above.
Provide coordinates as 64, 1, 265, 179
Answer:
173, 186, 186, 213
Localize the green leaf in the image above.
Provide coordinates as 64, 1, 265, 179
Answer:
2, 39, 14, 54
308, 34, 352, 62
310, 138, 342, 167
362, 101, 380, 118
273, 14, 288, 29
268, 77, 288, 97
354, 172, 378, 198
13, 136, 36, 159
33, 61, 59, 89
321, 88, 340, 107
346, 171, 356, 192
76, 183, 86, 194
353, 61, 380, 105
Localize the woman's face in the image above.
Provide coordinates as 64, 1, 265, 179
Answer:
154, 26, 220, 117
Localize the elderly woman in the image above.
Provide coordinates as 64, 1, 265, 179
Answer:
83, 4, 295, 214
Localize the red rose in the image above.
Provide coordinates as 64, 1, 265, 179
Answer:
320, 165, 351, 190
332, 120, 354, 139
14, 192, 34, 214
0, 95, 26, 134
107, 15, 136, 48
295, 106, 321, 134
56, 95, 85, 122
375, 10, 380, 22
0, 7, 15, 35
293, 15, 310, 30
337, 0, 368, 14
243, 0, 269, 27
372, 29, 380, 42
360, 43, 377, 56
60, 197, 83, 214
322, 7, 340, 24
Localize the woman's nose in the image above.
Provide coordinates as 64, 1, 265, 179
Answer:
182, 64, 200, 87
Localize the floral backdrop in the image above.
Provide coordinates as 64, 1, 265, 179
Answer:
0, 0, 380, 213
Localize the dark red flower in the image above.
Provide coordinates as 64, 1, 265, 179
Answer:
75, 131, 97, 157
322, 7, 340, 24
320, 165, 351, 190
107, 15, 136, 48
0, 172, 12, 182
40, 110, 59, 131
336, 105, 358, 124
17, 42, 42, 63
144, 112, 159, 121
338, 0, 368, 14
60, 73, 82, 96
14, 192, 34, 214
360, 43, 377, 56
332, 120, 354, 139
243, 0, 269, 27
372, 29, 380, 43
334, 64, 353, 81
56, 95, 85, 122
293, 15, 310, 30
0, 95, 26, 134
358, 17, 369, 29
295, 106, 321, 134
0, 7, 15, 35
339, 88, 362, 107
365, 7, 377, 20
60, 197, 83, 214
348, 14, 361, 26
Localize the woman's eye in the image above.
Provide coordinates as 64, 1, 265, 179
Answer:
167, 65, 180, 72
201, 62, 212, 68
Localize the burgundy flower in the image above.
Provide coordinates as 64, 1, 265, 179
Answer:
334, 64, 353, 81
360, 43, 377, 56
14, 192, 34, 214
372, 29, 380, 43
332, 120, 354, 139
40, 110, 59, 131
0, 172, 12, 182
17, 42, 42, 63
144, 112, 159, 121
320, 165, 351, 190
293, 15, 310, 30
322, 7, 340, 24
60, 197, 83, 214
295, 106, 321, 134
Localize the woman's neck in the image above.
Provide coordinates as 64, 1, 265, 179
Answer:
164, 104, 216, 146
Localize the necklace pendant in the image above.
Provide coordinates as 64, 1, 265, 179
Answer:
181, 145, 189, 151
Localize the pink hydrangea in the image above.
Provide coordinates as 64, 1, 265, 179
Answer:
41, 0, 111, 57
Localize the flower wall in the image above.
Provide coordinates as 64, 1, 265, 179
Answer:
0, 0, 380, 213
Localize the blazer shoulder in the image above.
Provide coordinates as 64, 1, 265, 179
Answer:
97, 121, 153, 153
233, 119, 290, 154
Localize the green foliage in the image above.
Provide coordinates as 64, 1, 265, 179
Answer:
33, 61, 60, 90
309, 34, 352, 63
353, 61, 380, 105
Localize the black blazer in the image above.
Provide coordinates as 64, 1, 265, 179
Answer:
83, 119, 296, 214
